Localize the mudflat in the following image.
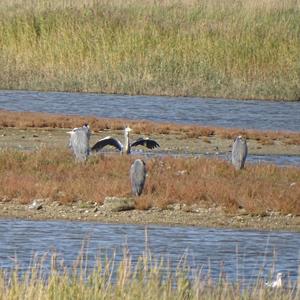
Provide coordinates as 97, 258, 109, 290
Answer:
0, 127, 299, 156
0, 198, 299, 232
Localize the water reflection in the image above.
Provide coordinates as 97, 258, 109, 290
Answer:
0, 219, 299, 284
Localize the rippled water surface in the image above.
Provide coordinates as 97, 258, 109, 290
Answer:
0, 90, 299, 131
0, 220, 299, 284
145, 151, 300, 166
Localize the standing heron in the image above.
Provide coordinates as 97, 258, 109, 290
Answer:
67, 124, 91, 161
91, 126, 159, 154
231, 135, 248, 170
130, 159, 147, 196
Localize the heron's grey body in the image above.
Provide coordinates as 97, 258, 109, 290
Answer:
231, 135, 248, 170
91, 127, 159, 154
67, 124, 91, 161
130, 159, 146, 196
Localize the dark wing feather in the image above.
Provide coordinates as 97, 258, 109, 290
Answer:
91, 136, 123, 152
131, 138, 160, 149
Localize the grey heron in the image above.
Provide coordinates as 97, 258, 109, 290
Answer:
67, 124, 91, 161
231, 135, 248, 170
130, 159, 146, 196
91, 126, 160, 154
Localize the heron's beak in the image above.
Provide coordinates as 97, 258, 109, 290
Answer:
66, 131, 73, 134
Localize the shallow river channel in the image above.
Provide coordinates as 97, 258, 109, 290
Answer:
0, 220, 299, 284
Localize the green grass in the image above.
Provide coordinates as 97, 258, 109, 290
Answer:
0, 248, 299, 300
0, 0, 299, 100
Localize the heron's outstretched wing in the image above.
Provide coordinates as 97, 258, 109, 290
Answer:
91, 136, 123, 152
131, 138, 160, 149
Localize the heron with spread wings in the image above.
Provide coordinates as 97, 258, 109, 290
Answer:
91, 126, 160, 154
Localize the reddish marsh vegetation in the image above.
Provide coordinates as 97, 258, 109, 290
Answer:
0, 110, 299, 145
0, 148, 299, 215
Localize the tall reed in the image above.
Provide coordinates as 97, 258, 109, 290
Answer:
0, 0, 299, 100
0, 248, 298, 300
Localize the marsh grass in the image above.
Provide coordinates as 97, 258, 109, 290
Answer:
0, 147, 299, 215
0, 248, 299, 300
1, 109, 300, 145
0, 0, 300, 100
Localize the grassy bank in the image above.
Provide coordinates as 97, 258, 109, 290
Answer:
0, 147, 299, 215
1, 250, 298, 300
0, 0, 299, 100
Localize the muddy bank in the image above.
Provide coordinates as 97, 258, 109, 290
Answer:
0, 199, 299, 232
0, 127, 299, 156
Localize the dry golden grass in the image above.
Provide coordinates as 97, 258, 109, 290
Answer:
0, 148, 299, 215
1, 248, 298, 300
0, 0, 299, 99
1, 109, 299, 146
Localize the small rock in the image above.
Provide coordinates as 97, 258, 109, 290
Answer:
103, 197, 135, 212
259, 212, 268, 218
167, 203, 182, 211
93, 207, 98, 213
238, 208, 248, 215
271, 211, 281, 217
175, 170, 187, 176
1, 196, 9, 202
149, 207, 163, 212
28, 200, 43, 210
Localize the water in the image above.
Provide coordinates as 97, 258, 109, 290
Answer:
0, 90, 299, 132
144, 150, 300, 167
0, 219, 299, 285
1, 90, 299, 166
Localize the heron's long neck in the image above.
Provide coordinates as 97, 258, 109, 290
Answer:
124, 131, 130, 154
